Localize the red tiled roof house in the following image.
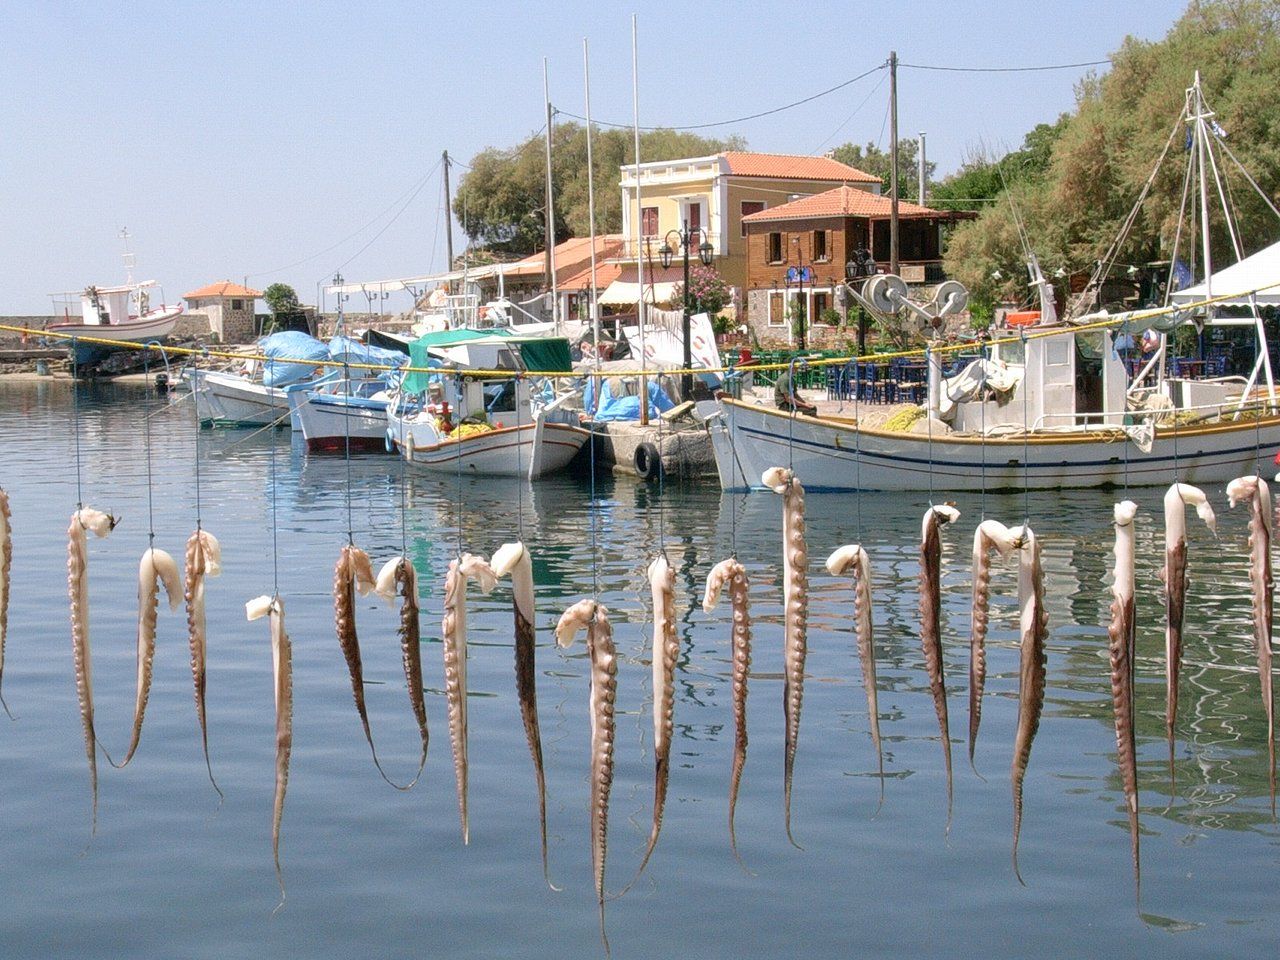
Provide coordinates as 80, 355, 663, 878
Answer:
740, 185, 974, 347
182, 281, 263, 343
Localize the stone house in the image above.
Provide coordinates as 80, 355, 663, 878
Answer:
182, 281, 263, 343
741, 185, 974, 347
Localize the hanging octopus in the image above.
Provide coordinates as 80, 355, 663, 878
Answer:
373, 556, 429, 787
1008, 525, 1048, 884
762, 466, 809, 845
919, 503, 960, 823
703, 557, 752, 861
184, 528, 223, 797
0, 487, 12, 717
1161, 482, 1216, 790
556, 599, 616, 956
1107, 501, 1141, 893
825, 544, 884, 799
246, 594, 292, 910
967, 519, 1021, 767
1227, 476, 1275, 815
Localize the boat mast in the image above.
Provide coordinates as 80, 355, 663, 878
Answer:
543, 59, 560, 334
442, 151, 455, 275
583, 38, 601, 362
889, 50, 899, 276
632, 14, 649, 425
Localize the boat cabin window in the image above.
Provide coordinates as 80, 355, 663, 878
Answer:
996, 339, 1025, 367
1046, 339, 1070, 366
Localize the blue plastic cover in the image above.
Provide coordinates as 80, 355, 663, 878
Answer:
584, 377, 675, 421
328, 336, 407, 369
260, 330, 330, 387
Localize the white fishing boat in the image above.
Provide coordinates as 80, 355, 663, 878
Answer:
188, 330, 333, 428
189, 367, 292, 428
386, 330, 589, 478
48, 281, 184, 366
290, 379, 394, 452
707, 75, 1280, 493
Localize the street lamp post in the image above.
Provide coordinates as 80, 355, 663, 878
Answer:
660, 219, 714, 400
844, 249, 878, 355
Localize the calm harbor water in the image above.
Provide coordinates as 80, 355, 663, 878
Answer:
0, 379, 1277, 959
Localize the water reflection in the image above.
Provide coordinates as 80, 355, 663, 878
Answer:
2, 381, 1278, 958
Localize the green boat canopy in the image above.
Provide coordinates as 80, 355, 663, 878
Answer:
402, 330, 573, 393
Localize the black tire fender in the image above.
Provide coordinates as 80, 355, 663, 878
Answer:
633, 441, 662, 481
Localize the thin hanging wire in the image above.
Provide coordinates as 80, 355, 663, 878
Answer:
589, 378, 600, 599
516, 375, 525, 541
1020, 331, 1030, 524
193, 356, 204, 531
728, 392, 739, 556
270, 390, 280, 596
926, 347, 935, 507
72, 339, 84, 510
979, 358, 988, 520
143, 348, 156, 546
787, 356, 799, 473
853, 359, 862, 540
657, 373, 667, 554
343, 362, 354, 545
455, 375, 464, 558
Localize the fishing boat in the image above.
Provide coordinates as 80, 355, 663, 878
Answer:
386, 329, 590, 478
706, 75, 1280, 493
47, 281, 184, 366
188, 330, 330, 428
286, 337, 406, 451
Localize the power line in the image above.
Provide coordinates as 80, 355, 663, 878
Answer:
555, 62, 888, 131
899, 59, 1108, 73
247, 159, 441, 279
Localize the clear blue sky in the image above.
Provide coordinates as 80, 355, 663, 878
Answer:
2, 0, 1189, 314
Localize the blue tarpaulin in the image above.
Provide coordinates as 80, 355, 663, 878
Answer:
260, 331, 329, 387
328, 336, 407, 369
583, 377, 675, 421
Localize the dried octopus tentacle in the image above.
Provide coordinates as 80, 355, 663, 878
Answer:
826, 544, 884, 803
441, 552, 497, 845
67, 507, 116, 834
1161, 482, 1216, 793
115, 546, 182, 767
247, 594, 291, 911
1107, 501, 1141, 895
556, 599, 616, 956
968, 520, 1019, 769
491, 542, 556, 889
0, 487, 12, 717
1009, 525, 1048, 884
704, 557, 752, 863
334, 544, 412, 789
184, 529, 223, 798
1228, 476, 1276, 816
919, 503, 960, 826
374, 556, 429, 788
628, 552, 678, 883
763, 466, 808, 847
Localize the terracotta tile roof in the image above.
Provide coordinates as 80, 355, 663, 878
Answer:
183, 281, 263, 300
500, 235, 627, 280
741, 185, 964, 223
558, 260, 624, 292
720, 151, 880, 184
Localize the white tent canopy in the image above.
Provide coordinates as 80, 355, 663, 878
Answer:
598, 279, 677, 307
1171, 238, 1280, 307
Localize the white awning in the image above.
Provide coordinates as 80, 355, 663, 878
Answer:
1171, 240, 1280, 307
324, 265, 503, 296
597, 279, 678, 307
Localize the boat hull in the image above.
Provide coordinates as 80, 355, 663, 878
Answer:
48, 306, 184, 365
189, 369, 291, 428
291, 391, 390, 453
706, 397, 1280, 492
388, 414, 589, 478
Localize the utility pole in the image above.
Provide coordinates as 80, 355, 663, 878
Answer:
442, 150, 455, 273
918, 131, 927, 203
889, 50, 899, 276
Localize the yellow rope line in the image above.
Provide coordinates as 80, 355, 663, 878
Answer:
7, 281, 1276, 380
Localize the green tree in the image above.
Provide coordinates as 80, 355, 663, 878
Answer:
830, 138, 936, 198
943, 0, 1280, 310
454, 125, 746, 256
263, 282, 301, 316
